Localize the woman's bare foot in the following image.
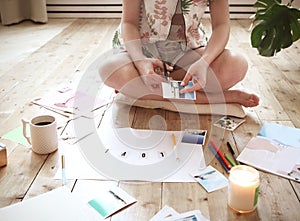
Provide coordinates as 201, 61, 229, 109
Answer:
193, 89, 260, 107
124, 87, 260, 107
225, 90, 260, 107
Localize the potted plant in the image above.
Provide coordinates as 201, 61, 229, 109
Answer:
251, 0, 300, 56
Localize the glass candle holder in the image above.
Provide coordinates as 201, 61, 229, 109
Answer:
228, 165, 260, 213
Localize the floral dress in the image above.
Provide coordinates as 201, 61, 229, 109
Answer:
113, 0, 209, 65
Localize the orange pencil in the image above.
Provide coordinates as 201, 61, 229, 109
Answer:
210, 140, 232, 170
172, 133, 179, 160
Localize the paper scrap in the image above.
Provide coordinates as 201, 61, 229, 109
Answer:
1, 126, 30, 147
150, 205, 209, 221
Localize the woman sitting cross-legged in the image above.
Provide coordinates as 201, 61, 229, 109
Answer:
98, 0, 260, 107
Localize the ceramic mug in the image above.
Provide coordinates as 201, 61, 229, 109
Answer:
22, 115, 58, 154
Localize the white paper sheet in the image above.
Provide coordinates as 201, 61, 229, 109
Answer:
32, 86, 113, 117
237, 137, 300, 182
0, 187, 103, 221
237, 123, 300, 182
150, 205, 209, 221
54, 127, 206, 182
55, 141, 106, 180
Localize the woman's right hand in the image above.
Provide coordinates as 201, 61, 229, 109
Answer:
180, 58, 209, 93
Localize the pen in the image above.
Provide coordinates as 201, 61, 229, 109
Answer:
224, 153, 236, 166
61, 155, 66, 186
163, 61, 168, 80
109, 190, 127, 204
208, 144, 230, 173
227, 142, 240, 165
210, 141, 232, 170
172, 133, 179, 160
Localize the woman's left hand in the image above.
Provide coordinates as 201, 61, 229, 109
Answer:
180, 58, 209, 93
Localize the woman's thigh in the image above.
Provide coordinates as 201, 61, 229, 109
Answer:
98, 51, 163, 99
98, 51, 142, 88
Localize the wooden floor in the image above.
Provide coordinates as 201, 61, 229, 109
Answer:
0, 18, 300, 220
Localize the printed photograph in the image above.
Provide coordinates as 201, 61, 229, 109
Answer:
162, 80, 196, 100
213, 116, 245, 131
181, 129, 207, 145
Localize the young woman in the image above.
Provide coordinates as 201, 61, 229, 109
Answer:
98, 0, 259, 107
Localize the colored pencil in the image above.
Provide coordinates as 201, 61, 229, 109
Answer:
210, 141, 232, 169
227, 141, 240, 165
208, 144, 230, 173
172, 133, 179, 160
224, 153, 236, 166
61, 155, 66, 186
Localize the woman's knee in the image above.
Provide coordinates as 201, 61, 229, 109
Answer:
98, 53, 132, 83
214, 49, 248, 83
98, 57, 119, 82
207, 49, 248, 90
226, 50, 248, 81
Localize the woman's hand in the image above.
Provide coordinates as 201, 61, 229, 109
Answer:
134, 58, 173, 91
180, 58, 209, 93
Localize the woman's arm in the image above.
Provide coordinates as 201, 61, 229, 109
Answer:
201, 0, 230, 64
121, 0, 145, 61
120, 0, 172, 89
180, 0, 230, 92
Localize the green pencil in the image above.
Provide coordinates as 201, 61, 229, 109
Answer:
224, 153, 236, 166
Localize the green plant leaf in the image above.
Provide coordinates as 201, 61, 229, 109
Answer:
112, 27, 121, 48
251, 22, 268, 47
280, 24, 293, 48
253, 2, 267, 8
254, 0, 279, 9
251, 1, 300, 56
290, 19, 300, 41
260, 27, 275, 51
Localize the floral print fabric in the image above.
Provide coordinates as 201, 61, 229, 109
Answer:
140, 0, 208, 48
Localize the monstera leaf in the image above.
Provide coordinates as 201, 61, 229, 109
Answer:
251, 0, 300, 56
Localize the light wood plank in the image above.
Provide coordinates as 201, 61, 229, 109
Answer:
258, 173, 300, 220
132, 107, 167, 130
0, 145, 47, 207
0, 19, 75, 74
113, 182, 162, 220
23, 150, 76, 200
0, 18, 120, 135
236, 20, 300, 126
162, 182, 210, 219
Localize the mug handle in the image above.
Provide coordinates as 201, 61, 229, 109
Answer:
22, 118, 31, 144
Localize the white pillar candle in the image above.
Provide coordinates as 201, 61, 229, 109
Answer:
228, 165, 260, 213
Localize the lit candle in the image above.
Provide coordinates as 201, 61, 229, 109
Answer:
228, 165, 260, 213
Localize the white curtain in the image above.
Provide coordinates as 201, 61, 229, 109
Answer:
0, 0, 48, 25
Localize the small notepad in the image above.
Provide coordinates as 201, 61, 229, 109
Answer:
87, 186, 137, 218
